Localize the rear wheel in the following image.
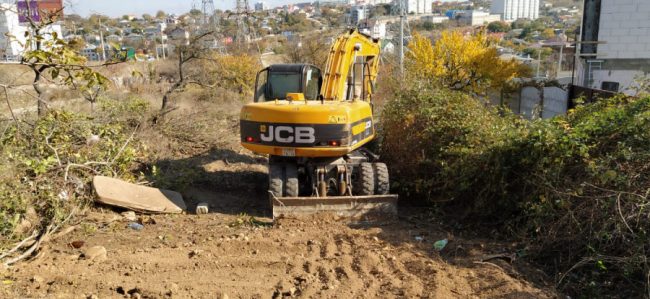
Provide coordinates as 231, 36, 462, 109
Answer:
284, 163, 299, 197
373, 162, 389, 195
355, 162, 375, 196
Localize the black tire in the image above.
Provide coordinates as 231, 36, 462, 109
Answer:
355, 162, 375, 196
373, 162, 389, 195
269, 162, 284, 200
284, 163, 299, 197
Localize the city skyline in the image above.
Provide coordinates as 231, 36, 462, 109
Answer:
64, 0, 312, 17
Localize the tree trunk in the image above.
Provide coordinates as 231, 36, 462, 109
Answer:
161, 52, 185, 111
34, 72, 46, 117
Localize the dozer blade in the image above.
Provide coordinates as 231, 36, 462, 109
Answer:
271, 194, 398, 223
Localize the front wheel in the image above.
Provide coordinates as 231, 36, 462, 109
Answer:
354, 162, 375, 196
269, 162, 284, 201
373, 162, 389, 195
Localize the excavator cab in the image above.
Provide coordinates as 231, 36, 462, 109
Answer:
254, 64, 322, 102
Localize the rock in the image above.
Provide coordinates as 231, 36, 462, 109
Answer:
196, 202, 209, 214
87, 294, 99, 299
31, 275, 44, 284
70, 240, 85, 249
121, 211, 137, 222
83, 246, 107, 261
188, 249, 203, 258
167, 282, 179, 295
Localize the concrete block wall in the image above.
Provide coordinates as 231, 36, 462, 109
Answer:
598, 0, 650, 59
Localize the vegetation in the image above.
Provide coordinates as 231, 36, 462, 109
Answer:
487, 21, 510, 33
18, 9, 110, 116
382, 29, 650, 297
406, 31, 526, 95
0, 100, 146, 248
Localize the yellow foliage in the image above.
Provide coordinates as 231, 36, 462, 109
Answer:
406, 30, 525, 95
206, 53, 261, 94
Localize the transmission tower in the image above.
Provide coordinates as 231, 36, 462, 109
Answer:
234, 0, 251, 44
201, 0, 216, 27
193, 0, 225, 52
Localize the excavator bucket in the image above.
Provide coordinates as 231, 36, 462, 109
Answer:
270, 193, 398, 223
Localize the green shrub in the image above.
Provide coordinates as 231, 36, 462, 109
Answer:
381, 87, 650, 297
0, 104, 147, 243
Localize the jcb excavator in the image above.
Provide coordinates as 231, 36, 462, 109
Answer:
240, 29, 397, 221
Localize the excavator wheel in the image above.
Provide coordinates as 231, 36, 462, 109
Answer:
373, 162, 390, 195
269, 162, 284, 202
284, 163, 299, 197
355, 162, 375, 196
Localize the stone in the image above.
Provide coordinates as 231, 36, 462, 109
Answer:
31, 275, 44, 284
83, 246, 107, 261
196, 202, 209, 214
167, 282, 179, 295
121, 211, 137, 222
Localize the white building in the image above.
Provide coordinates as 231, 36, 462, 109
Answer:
350, 6, 366, 24
491, 0, 539, 21
576, 0, 650, 95
406, 0, 433, 14
360, 20, 387, 39
421, 15, 449, 24
80, 44, 100, 61
457, 10, 502, 26
255, 1, 268, 11
0, 2, 62, 61
0, 3, 27, 60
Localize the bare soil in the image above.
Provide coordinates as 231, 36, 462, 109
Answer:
1, 95, 558, 299
2, 158, 557, 298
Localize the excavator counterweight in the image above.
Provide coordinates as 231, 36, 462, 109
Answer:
240, 29, 397, 222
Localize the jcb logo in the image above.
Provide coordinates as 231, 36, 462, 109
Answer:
260, 125, 315, 144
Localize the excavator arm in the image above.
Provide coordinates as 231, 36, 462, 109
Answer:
321, 29, 381, 102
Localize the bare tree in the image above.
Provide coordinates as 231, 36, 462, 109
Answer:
160, 28, 216, 111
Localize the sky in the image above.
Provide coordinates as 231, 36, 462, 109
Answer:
63, 0, 305, 17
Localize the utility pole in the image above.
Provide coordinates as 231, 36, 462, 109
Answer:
536, 48, 541, 78
99, 16, 106, 61
161, 31, 166, 60
399, 0, 404, 76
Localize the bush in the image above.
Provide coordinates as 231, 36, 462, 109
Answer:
381, 87, 650, 297
0, 100, 148, 244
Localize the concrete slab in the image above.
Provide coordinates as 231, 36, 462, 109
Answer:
93, 176, 186, 213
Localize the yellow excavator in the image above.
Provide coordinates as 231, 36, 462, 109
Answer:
240, 29, 397, 221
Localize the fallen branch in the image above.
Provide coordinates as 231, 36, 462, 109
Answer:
110, 124, 139, 164
64, 161, 109, 182
473, 260, 506, 272
616, 193, 635, 235
2, 207, 77, 266
0, 230, 39, 260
